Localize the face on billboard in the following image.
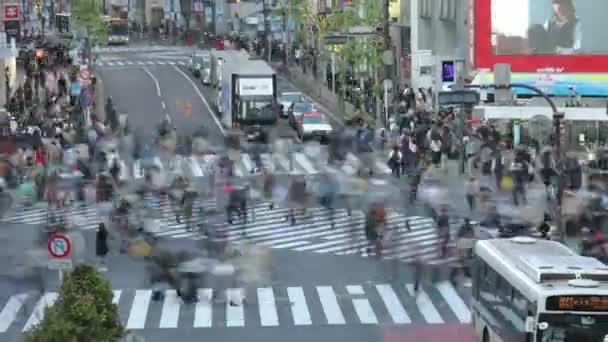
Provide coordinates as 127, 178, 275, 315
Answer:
476, 0, 608, 72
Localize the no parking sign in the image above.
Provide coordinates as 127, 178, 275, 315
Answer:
48, 234, 71, 258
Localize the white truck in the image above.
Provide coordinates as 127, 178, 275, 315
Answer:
211, 50, 278, 140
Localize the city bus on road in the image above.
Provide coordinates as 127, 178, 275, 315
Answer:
107, 18, 129, 45
472, 237, 608, 342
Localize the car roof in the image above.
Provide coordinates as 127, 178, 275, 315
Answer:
281, 92, 302, 96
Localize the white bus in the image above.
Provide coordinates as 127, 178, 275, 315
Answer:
472, 237, 608, 342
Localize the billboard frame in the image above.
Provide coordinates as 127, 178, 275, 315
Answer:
474, 0, 608, 73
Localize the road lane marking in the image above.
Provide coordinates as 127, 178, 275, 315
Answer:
161, 100, 166, 110
0, 294, 28, 332
436, 281, 472, 323
171, 65, 225, 135
126, 290, 152, 329
142, 66, 162, 97
226, 288, 244, 326
22, 293, 58, 332
346, 285, 378, 324
287, 287, 312, 325
113, 290, 122, 305
159, 290, 180, 328
405, 284, 444, 324
375, 284, 411, 324
258, 288, 279, 326
168, 61, 176, 65
316, 286, 346, 324
194, 289, 213, 327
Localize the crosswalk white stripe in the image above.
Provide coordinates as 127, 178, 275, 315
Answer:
273, 154, 290, 172
117, 61, 124, 66
375, 159, 391, 174
107, 62, 115, 66
178, 61, 186, 65
346, 286, 378, 324
22, 292, 58, 332
226, 288, 244, 327
316, 286, 345, 325
194, 289, 213, 327
153, 156, 163, 172
287, 287, 312, 325
156, 61, 165, 65
138, 61, 145, 65
126, 290, 152, 329
189, 156, 204, 177
405, 285, 443, 324
260, 153, 274, 172
113, 290, 122, 305
436, 282, 471, 323
159, 290, 181, 328
146, 61, 155, 65
168, 61, 176, 65
267, 240, 310, 249
241, 154, 254, 174
375, 284, 411, 324
295, 153, 317, 174
125, 61, 134, 65
257, 288, 279, 326
133, 160, 144, 179
0, 294, 28, 332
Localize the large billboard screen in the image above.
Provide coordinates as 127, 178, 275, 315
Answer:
475, 0, 608, 72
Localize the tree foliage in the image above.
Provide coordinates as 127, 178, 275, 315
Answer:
24, 264, 125, 342
71, 0, 108, 44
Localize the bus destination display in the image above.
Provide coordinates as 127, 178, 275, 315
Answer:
546, 296, 608, 312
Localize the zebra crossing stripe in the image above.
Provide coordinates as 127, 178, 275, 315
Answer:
113, 290, 122, 305
0, 294, 28, 332
258, 288, 279, 326
117, 61, 124, 66
226, 289, 245, 327
287, 287, 312, 325
168, 61, 176, 65
22, 293, 58, 332
241, 154, 254, 174
194, 289, 213, 327
159, 290, 181, 328
137, 61, 145, 65
405, 285, 444, 324
295, 153, 317, 174
316, 286, 346, 325
126, 290, 152, 329
375, 284, 411, 324
346, 286, 378, 324
436, 282, 471, 323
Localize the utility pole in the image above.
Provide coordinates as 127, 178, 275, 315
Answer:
282, 0, 289, 66
263, 0, 270, 62
381, 0, 392, 128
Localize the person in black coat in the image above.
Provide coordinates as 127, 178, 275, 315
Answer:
96, 223, 109, 270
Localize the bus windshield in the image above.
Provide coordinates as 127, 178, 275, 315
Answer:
537, 314, 608, 341
109, 21, 128, 35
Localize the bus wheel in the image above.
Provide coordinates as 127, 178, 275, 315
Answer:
482, 328, 490, 342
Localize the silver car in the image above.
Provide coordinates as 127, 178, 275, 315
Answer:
297, 112, 333, 141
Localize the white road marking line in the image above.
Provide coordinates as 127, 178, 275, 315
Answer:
171, 65, 225, 135
146, 61, 155, 65
113, 290, 122, 305
142, 67, 161, 97
107, 62, 115, 66
226, 288, 245, 327
22, 293, 58, 332
194, 289, 213, 327
287, 287, 312, 325
436, 281, 471, 323
405, 284, 444, 324
241, 154, 254, 173
156, 61, 166, 65
295, 152, 317, 174
137, 61, 145, 65
375, 284, 411, 324
117, 61, 124, 66
126, 290, 152, 329
178, 61, 186, 65
189, 156, 204, 177
257, 288, 279, 326
346, 285, 378, 324
316, 286, 346, 325
161, 101, 166, 110
0, 294, 28, 332
159, 290, 181, 328
168, 61, 176, 65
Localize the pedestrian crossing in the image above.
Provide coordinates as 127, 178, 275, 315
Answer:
1, 192, 462, 265
0, 282, 471, 333
94, 45, 175, 53
95, 59, 189, 68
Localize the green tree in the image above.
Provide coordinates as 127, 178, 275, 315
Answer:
71, 0, 108, 45
24, 264, 125, 342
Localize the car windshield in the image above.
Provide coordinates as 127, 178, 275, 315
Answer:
537, 314, 608, 342
294, 102, 313, 113
281, 94, 302, 102
303, 115, 325, 124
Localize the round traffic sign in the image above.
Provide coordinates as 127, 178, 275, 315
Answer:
79, 68, 91, 81
48, 234, 71, 258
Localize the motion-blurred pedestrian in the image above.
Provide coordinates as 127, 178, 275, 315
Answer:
96, 223, 109, 271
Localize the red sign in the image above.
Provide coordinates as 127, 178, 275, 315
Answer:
48, 234, 71, 258
79, 68, 91, 81
474, 0, 608, 73
4, 4, 20, 20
